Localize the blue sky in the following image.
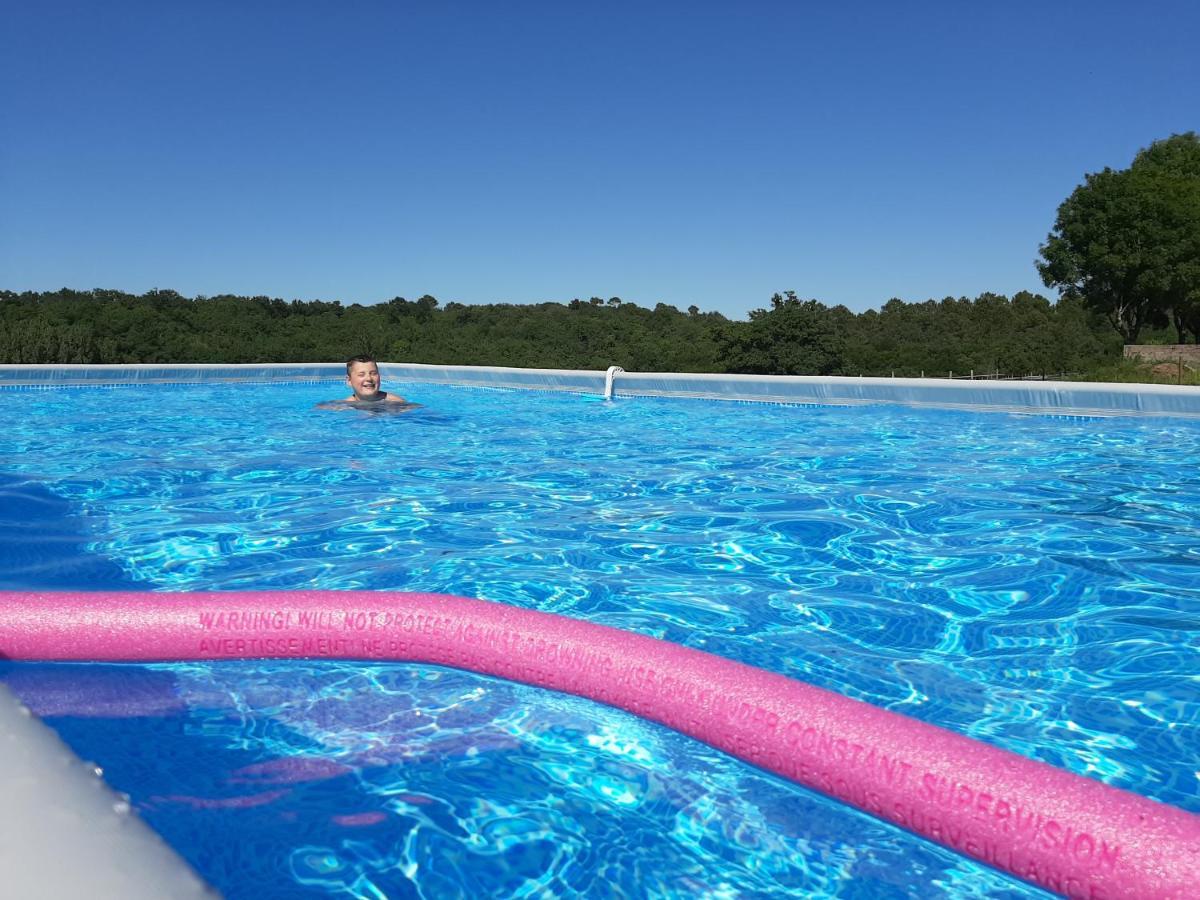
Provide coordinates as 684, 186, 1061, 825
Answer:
2, 1, 1196, 320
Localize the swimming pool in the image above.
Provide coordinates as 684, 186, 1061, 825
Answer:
2, 376, 1198, 898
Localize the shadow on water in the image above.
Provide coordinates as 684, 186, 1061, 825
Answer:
0, 472, 137, 591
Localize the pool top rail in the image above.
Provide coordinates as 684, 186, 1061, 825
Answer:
2, 362, 1199, 418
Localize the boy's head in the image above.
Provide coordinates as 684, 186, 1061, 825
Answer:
346, 354, 377, 376
345, 355, 382, 401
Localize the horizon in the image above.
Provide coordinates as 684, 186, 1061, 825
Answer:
2, 1, 1196, 320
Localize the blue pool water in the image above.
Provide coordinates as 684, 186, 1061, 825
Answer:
2, 381, 1198, 898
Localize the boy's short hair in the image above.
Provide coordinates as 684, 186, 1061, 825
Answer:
346, 355, 377, 375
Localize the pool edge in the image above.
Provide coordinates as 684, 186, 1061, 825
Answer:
2, 362, 1200, 418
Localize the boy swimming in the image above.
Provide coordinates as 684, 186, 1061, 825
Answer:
317, 356, 415, 409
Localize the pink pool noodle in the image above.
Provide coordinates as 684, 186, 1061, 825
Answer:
2, 591, 1197, 899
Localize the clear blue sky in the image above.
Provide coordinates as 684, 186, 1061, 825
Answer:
2, 1, 1196, 320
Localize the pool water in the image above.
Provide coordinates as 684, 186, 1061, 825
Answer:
2, 381, 1198, 899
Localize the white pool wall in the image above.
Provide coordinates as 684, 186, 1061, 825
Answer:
0, 685, 216, 898
610, 371, 1200, 417
0, 362, 347, 385
2, 362, 1199, 417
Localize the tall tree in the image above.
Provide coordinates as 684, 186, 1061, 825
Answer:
718, 292, 845, 375
1038, 134, 1200, 343
1130, 133, 1200, 342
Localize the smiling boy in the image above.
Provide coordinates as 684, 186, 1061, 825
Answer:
318, 356, 412, 408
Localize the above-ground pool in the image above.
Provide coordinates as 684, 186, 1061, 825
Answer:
1, 376, 1198, 898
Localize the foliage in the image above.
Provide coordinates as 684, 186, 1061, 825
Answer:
1074, 356, 1200, 387
718, 292, 846, 375
1038, 133, 1200, 343
0, 289, 728, 373
0, 287, 1127, 381
6, 133, 1194, 381
1129, 133, 1200, 342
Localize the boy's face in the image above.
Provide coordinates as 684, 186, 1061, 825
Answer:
347, 362, 381, 400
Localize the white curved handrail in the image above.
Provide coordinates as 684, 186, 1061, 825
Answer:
604, 365, 624, 400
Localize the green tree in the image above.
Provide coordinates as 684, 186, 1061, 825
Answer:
1129, 133, 1200, 342
718, 292, 845, 375
1038, 134, 1200, 343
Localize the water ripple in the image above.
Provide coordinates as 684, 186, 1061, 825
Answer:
3, 382, 1199, 898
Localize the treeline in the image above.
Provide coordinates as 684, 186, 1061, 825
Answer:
3, 135, 1192, 379
722, 290, 1121, 378
0, 287, 1125, 378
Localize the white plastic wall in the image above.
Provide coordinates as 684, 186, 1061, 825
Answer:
3, 363, 1199, 417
